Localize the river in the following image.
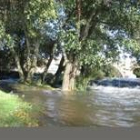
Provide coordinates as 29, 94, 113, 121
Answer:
1, 80, 140, 127
16, 87, 140, 127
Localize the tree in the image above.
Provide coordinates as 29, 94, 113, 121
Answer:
56, 0, 140, 91
1, 0, 140, 92
0, 0, 57, 83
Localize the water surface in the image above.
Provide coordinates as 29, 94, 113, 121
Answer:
15, 86, 140, 127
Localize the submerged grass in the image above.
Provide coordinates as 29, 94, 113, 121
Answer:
10, 82, 55, 92
0, 90, 40, 127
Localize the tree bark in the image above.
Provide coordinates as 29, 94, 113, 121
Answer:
15, 56, 24, 82
80, 9, 99, 41
25, 39, 40, 83
62, 60, 78, 91
10, 48, 24, 82
24, 31, 31, 73
42, 55, 53, 84
53, 56, 64, 85
41, 41, 56, 84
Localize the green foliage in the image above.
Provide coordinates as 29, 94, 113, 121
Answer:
75, 76, 91, 91
24, 0, 57, 37
60, 0, 135, 69
0, 21, 5, 39
134, 68, 140, 78
0, 90, 39, 127
123, 38, 140, 60
101, 64, 122, 78
76, 63, 121, 91
0, 0, 57, 46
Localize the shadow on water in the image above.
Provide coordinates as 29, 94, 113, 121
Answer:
0, 79, 19, 92
1, 79, 140, 127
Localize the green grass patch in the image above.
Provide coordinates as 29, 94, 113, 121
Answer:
0, 90, 40, 127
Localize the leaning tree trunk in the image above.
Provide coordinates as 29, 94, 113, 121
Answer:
42, 55, 53, 84
53, 56, 64, 85
25, 40, 39, 83
25, 60, 36, 83
11, 48, 25, 82
62, 60, 78, 91
15, 56, 24, 82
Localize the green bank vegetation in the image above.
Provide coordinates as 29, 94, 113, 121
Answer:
0, 90, 40, 127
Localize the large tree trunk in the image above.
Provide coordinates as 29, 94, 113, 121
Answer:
62, 60, 78, 91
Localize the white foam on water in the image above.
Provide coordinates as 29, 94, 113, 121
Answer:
90, 85, 140, 107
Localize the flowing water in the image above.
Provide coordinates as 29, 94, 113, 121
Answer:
1, 80, 140, 127
14, 86, 140, 127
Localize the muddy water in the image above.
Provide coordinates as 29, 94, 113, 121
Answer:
14, 87, 140, 127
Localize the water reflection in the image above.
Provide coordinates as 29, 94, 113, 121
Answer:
11, 87, 140, 127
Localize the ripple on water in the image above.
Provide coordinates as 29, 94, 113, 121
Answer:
12, 86, 140, 127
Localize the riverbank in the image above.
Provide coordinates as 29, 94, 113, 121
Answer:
0, 79, 58, 93
0, 90, 41, 127
1, 79, 140, 127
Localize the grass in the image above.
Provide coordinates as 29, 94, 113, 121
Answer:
0, 90, 40, 127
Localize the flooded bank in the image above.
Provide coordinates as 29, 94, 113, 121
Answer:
1, 80, 140, 127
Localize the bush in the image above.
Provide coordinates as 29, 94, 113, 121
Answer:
102, 64, 122, 78
76, 64, 122, 91
76, 76, 90, 91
